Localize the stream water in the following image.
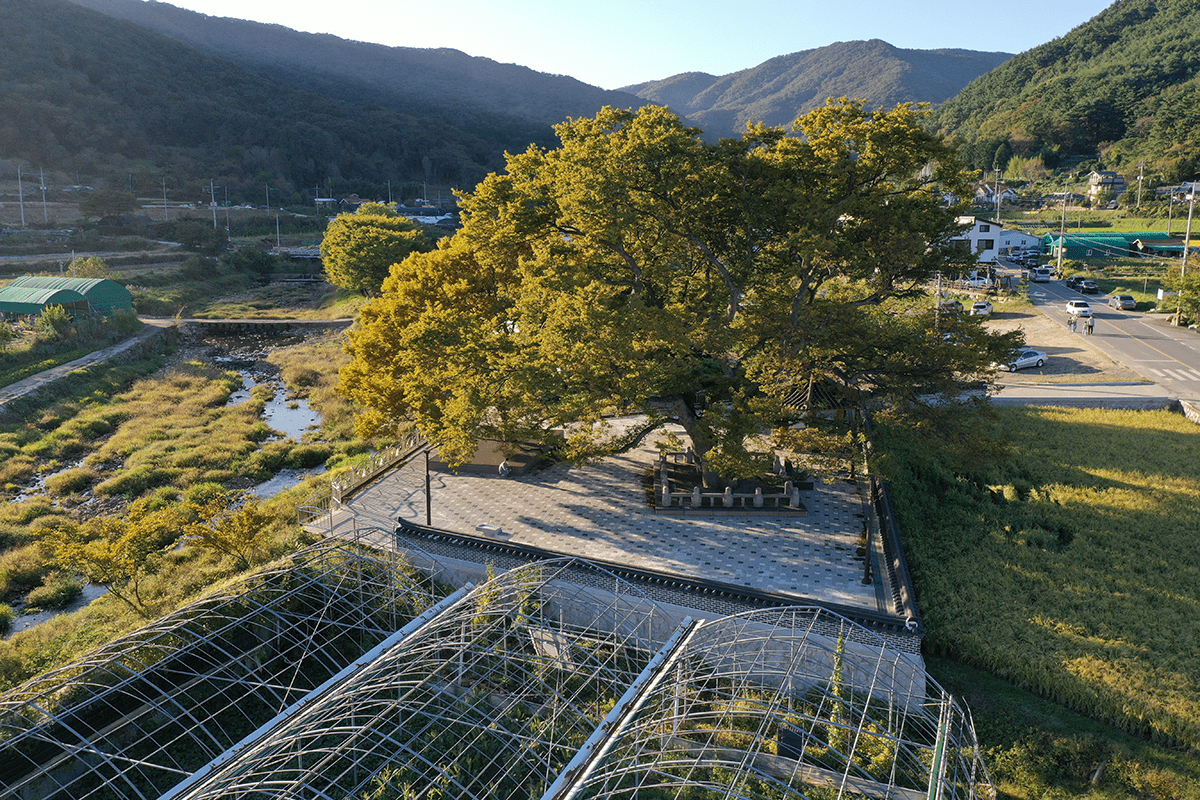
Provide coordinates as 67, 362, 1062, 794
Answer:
3, 331, 331, 639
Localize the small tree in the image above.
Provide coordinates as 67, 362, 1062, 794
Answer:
43, 499, 188, 618
1163, 267, 1200, 325
320, 207, 434, 295
70, 256, 116, 279
0, 321, 15, 353
79, 189, 137, 219
36, 305, 74, 341
161, 218, 226, 255
184, 491, 275, 570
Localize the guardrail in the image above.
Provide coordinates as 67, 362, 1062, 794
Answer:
298, 485, 335, 534
859, 417, 923, 633
331, 433, 426, 503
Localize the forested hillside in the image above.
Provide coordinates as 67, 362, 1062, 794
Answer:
0, 0, 608, 204
623, 40, 1011, 138
69, 0, 644, 132
933, 0, 1200, 182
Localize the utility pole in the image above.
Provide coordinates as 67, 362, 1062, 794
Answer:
994, 168, 1002, 223
17, 166, 25, 227
1177, 188, 1195, 326
1056, 192, 1068, 276
265, 182, 271, 212
39, 167, 48, 224
207, 179, 219, 229
162, 177, 169, 221
1136, 162, 1144, 209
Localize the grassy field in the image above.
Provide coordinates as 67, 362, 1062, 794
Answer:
0, 326, 366, 687
876, 406, 1200, 798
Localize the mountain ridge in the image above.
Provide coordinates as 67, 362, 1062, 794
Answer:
67, 0, 646, 128
622, 39, 1013, 136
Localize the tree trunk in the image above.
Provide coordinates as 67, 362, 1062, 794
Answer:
666, 398, 720, 489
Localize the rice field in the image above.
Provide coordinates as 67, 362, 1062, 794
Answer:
876, 406, 1200, 755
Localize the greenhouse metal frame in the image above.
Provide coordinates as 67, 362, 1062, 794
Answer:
0, 534, 994, 800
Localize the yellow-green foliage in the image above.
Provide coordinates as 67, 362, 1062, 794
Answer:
0, 490, 312, 691
89, 361, 270, 495
878, 406, 1200, 752
0, 542, 53, 596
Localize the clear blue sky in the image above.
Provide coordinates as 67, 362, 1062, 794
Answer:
160, 0, 1116, 89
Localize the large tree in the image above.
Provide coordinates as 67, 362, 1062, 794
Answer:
320, 203, 434, 295
339, 100, 1019, 476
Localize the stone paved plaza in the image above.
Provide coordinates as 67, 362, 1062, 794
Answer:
334, 421, 881, 611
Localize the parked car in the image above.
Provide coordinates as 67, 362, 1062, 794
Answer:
1030, 267, 1054, 283
1079, 279, 1099, 294
939, 299, 963, 313
999, 348, 1049, 371
969, 300, 993, 316
1108, 294, 1136, 310
1065, 276, 1085, 290
1065, 300, 1093, 317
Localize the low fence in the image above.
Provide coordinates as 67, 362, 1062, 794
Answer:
656, 450, 809, 511
331, 433, 427, 503
298, 484, 335, 534
859, 417, 923, 633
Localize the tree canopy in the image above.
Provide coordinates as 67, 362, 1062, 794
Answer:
320, 205, 435, 296
339, 101, 1019, 476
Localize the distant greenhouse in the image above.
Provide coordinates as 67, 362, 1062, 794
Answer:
1042, 230, 1165, 260
3, 276, 133, 315
0, 285, 90, 318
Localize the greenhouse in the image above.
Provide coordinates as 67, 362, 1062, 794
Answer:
0, 284, 89, 318
4, 275, 133, 315
0, 536, 994, 800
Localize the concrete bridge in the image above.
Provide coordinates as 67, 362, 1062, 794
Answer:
177, 317, 352, 335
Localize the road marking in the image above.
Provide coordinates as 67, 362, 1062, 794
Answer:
1151, 368, 1200, 381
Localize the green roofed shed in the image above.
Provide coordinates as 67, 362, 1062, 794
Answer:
5, 276, 133, 315
1042, 231, 1164, 260
0, 285, 90, 317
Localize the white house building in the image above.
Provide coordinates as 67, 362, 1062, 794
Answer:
950, 216, 1043, 262
1087, 170, 1127, 202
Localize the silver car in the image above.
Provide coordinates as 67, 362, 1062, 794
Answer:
1004, 348, 1049, 371
1108, 294, 1136, 310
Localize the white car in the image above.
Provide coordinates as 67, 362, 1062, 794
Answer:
969, 301, 992, 317
1065, 300, 1093, 318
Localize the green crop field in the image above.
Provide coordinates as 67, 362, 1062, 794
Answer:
876, 406, 1200, 797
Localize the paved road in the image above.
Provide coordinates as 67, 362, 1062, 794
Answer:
0, 319, 174, 412
1025, 280, 1200, 401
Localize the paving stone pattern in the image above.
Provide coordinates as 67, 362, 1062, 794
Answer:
341, 422, 879, 611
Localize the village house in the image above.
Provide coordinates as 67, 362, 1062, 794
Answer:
949, 216, 1043, 262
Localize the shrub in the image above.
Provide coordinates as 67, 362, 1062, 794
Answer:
286, 443, 332, 469
0, 604, 13, 635
36, 305, 74, 341
0, 543, 52, 597
25, 571, 83, 609
43, 466, 100, 495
